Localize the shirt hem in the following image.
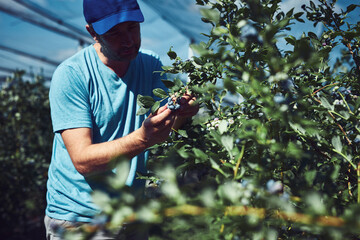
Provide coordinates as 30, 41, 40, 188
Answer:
45, 210, 95, 223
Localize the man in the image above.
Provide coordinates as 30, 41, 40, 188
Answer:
44, 0, 198, 239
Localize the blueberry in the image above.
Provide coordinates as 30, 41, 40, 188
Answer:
241, 179, 248, 187
338, 87, 346, 93
266, 179, 283, 194
274, 94, 285, 104
167, 97, 173, 104
167, 97, 181, 111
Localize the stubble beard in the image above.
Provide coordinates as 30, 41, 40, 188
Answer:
98, 36, 140, 62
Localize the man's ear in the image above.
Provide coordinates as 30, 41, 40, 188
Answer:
86, 24, 97, 40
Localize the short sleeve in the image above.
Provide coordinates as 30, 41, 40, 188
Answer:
49, 64, 92, 133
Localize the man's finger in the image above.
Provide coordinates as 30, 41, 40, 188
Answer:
146, 104, 168, 119
146, 108, 174, 127
156, 105, 168, 115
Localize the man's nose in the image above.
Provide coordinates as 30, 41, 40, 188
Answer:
121, 34, 133, 47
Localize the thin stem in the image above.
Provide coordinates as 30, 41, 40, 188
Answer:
358, 163, 360, 203
332, 148, 356, 170
328, 111, 352, 145
329, 110, 349, 120
338, 92, 354, 115
311, 82, 339, 96
313, 97, 352, 145
233, 145, 245, 179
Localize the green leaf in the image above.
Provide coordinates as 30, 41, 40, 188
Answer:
224, 77, 236, 94
212, 27, 228, 35
193, 57, 204, 66
308, 31, 318, 40
310, 1, 315, 9
294, 12, 305, 23
339, 110, 350, 120
296, 17, 305, 23
278, 18, 290, 28
346, 4, 358, 13
196, 0, 204, 5
237, 20, 247, 28
305, 170, 316, 185
200, 8, 220, 24
177, 145, 189, 159
190, 43, 210, 56
218, 120, 228, 135
289, 122, 306, 135
331, 164, 340, 181
177, 129, 188, 138
305, 192, 326, 215
161, 79, 175, 88
153, 88, 168, 98
136, 106, 149, 116
294, 12, 304, 19
332, 136, 342, 152
190, 85, 207, 94
209, 158, 228, 177
294, 12, 304, 17
221, 135, 234, 157
92, 191, 112, 212
151, 101, 160, 114
193, 148, 207, 162
111, 160, 131, 189
285, 36, 296, 45
161, 66, 172, 71
320, 96, 334, 111
137, 94, 155, 108
167, 49, 177, 60
286, 8, 294, 17
174, 78, 184, 87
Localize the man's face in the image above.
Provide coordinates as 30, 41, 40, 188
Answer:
97, 21, 141, 62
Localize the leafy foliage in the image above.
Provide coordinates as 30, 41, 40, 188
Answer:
0, 72, 52, 239
73, 0, 360, 239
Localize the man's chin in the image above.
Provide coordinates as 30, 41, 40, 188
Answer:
111, 49, 139, 62
115, 53, 138, 62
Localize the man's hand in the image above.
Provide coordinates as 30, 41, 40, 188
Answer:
170, 93, 199, 130
139, 92, 199, 146
139, 105, 176, 146
176, 93, 199, 118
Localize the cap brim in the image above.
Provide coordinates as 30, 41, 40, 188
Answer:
92, 9, 144, 35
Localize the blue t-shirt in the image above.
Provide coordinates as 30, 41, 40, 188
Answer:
46, 45, 166, 222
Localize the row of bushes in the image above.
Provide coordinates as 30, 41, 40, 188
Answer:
0, 72, 52, 239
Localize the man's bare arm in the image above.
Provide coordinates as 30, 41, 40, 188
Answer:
62, 105, 175, 175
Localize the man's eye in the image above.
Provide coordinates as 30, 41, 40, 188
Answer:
130, 24, 139, 30
104, 31, 119, 37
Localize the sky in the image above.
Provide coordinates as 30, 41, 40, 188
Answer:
0, 0, 197, 80
0, 0, 358, 82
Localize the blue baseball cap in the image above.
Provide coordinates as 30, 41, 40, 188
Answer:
83, 0, 144, 35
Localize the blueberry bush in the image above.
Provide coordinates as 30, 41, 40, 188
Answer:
67, 0, 360, 239
0, 72, 52, 239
